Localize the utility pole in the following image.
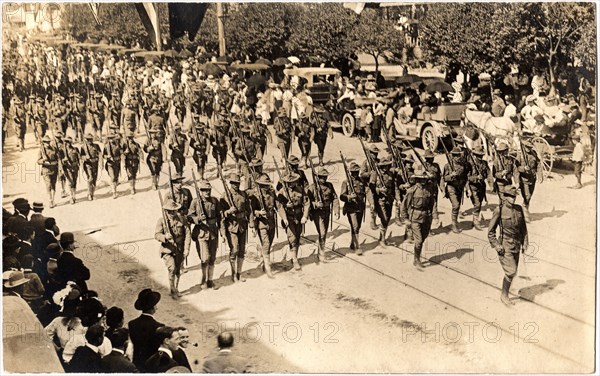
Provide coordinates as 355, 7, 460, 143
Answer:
217, 3, 226, 57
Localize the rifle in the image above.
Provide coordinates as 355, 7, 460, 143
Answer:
216, 163, 237, 212
308, 157, 324, 206
519, 137, 531, 172
464, 143, 482, 177
403, 140, 427, 169
383, 131, 408, 183
157, 191, 177, 245
191, 169, 211, 231
167, 160, 176, 201
273, 157, 291, 201
359, 137, 384, 187
440, 137, 455, 173
48, 127, 65, 175
340, 151, 356, 196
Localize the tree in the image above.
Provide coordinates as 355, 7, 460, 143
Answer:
344, 9, 404, 73
286, 4, 355, 64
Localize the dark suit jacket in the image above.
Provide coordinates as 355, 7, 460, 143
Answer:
57, 251, 90, 291
145, 350, 178, 373
4, 214, 28, 236
33, 230, 57, 263
172, 347, 191, 371
101, 350, 139, 373
202, 350, 251, 373
128, 314, 165, 371
69, 345, 103, 373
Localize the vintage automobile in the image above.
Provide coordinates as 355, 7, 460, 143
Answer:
283, 67, 341, 105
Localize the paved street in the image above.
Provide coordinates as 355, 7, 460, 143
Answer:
2, 120, 595, 372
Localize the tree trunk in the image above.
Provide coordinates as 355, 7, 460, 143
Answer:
548, 52, 557, 96
373, 53, 379, 76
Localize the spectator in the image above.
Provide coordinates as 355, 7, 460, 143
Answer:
28, 201, 60, 236
491, 89, 506, 117
56, 232, 90, 291
503, 95, 518, 122
202, 332, 252, 373
33, 217, 58, 268
4, 198, 31, 236
105, 306, 125, 338
3, 270, 30, 299
69, 324, 105, 373
145, 326, 182, 372
128, 288, 165, 371
102, 328, 138, 373
15, 225, 35, 267
45, 283, 84, 351
570, 134, 585, 189
20, 254, 45, 308
172, 326, 192, 370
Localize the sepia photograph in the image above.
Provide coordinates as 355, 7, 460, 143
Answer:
1, 1, 597, 373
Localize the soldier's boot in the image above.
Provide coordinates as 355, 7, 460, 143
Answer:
413, 246, 424, 270
18, 138, 24, 152
355, 233, 364, 256
451, 216, 461, 233
523, 206, 531, 223
236, 258, 246, 282
90, 184, 96, 200
206, 265, 216, 289
405, 226, 414, 244
317, 241, 326, 263
173, 275, 181, 296
264, 259, 274, 279
379, 227, 388, 247
349, 233, 356, 250
369, 212, 378, 231
199, 167, 205, 180
60, 180, 67, 197
473, 213, 483, 230
318, 153, 324, 167
130, 179, 136, 195
87, 183, 93, 201
169, 277, 179, 300
291, 249, 301, 271
152, 176, 159, 190
70, 188, 76, 205
501, 277, 514, 306
200, 263, 208, 290
49, 189, 56, 208
229, 260, 237, 282
112, 183, 118, 199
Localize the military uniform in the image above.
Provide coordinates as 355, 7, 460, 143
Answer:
164, 174, 193, 264
492, 143, 517, 197
276, 173, 310, 271
108, 92, 122, 129
69, 94, 86, 141
423, 150, 441, 223
369, 156, 397, 245
88, 92, 105, 137
210, 116, 229, 168
251, 120, 271, 160
312, 113, 332, 166
62, 137, 81, 204
394, 154, 415, 226
359, 146, 381, 230
156, 198, 187, 299
81, 134, 101, 200
487, 186, 528, 306
466, 147, 489, 229
122, 135, 143, 195
144, 134, 164, 190
443, 148, 469, 233
103, 132, 123, 198
169, 127, 188, 175
37, 136, 59, 207
277, 156, 308, 193
274, 109, 293, 161
401, 164, 435, 269
306, 168, 339, 261
516, 140, 539, 222
340, 162, 366, 254
220, 174, 252, 283
147, 107, 166, 143
50, 96, 69, 134
31, 97, 48, 144
188, 181, 222, 289
233, 127, 257, 183
12, 98, 27, 151
296, 117, 313, 167
189, 124, 210, 178
249, 174, 277, 278
172, 90, 186, 123
121, 101, 138, 136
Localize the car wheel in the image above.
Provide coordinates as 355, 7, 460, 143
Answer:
342, 113, 355, 137
421, 125, 438, 151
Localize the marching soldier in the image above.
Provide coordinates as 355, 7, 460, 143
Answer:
169, 124, 188, 175
37, 135, 59, 208
488, 186, 528, 306
51, 95, 69, 134
54, 131, 69, 198
233, 126, 257, 183
306, 167, 339, 262
443, 147, 469, 233
492, 143, 517, 198
189, 120, 210, 178
88, 92, 106, 138
401, 164, 436, 269
121, 99, 139, 136
296, 114, 313, 168
220, 173, 252, 283
249, 174, 277, 278
516, 139, 539, 222
147, 105, 166, 143
423, 150, 441, 226
70, 93, 87, 142
81, 133, 101, 201
62, 136, 81, 204
188, 180, 222, 290
340, 161, 367, 254
12, 97, 27, 151
369, 156, 397, 246
280, 156, 309, 192
274, 107, 292, 162
360, 145, 381, 230
164, 173, 193, 266
251, 117, 271, 159
276, 172, 310, 271
210, 112, 229, 169
156, 198, 187, 299
108, 90, 122, 130
246, 158, 264, 192
144, 130, 164, 190
394, 153, 415, 226
122, 134, 143, 195
312, 113, 333, 167
172, 88, 186, 124
31, 96, 48, 145
466, 146, 489, 230
104, 131, 123, 199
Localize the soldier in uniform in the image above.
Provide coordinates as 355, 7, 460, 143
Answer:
276, 173, 310, 271
369, 156, 397, 246
169, 125, 188, 175
280, 156, 308, 192
70, 93, 87, 142
156, 198, 187, 299
172, 88, 186, 124
62, 136, 81, 204
122, 134, 143, 195
51, 95, 69, 134
103, 131, 123, 199
220, 173, 252, 283
443, 147, 469, 233
466, 146, 489, 230
251, 117, 271, 160
306, 168, 340, 262
359, 145, 381, 230
487, 186, 528, 306
31, 96, 48, 145
37, 135, 59, 208
81, 133, 101, 201
492, 143, 516, 198
246, 158, 264, 192
144, 130, 164, 190
423, 150, 441, 226
340, 161, 367, 254
147, 105, 166, 143
188, 180, 222, 290
88, 92, 106, 138
401, 164, 436, 269
249, 174, 277, 278
121, 99, 138, 137
312, 113, 333, 167
164, 173, 193, 266
394, 153, 414, 226
233, 126, 257, 183
516, 139, 539, 222
210, 112, 229, 169
108, 90, 122, 130
274, 107, 293, 162
12, 97, 27, 151
189, 120, 210, 178
296, 114, 314, 168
